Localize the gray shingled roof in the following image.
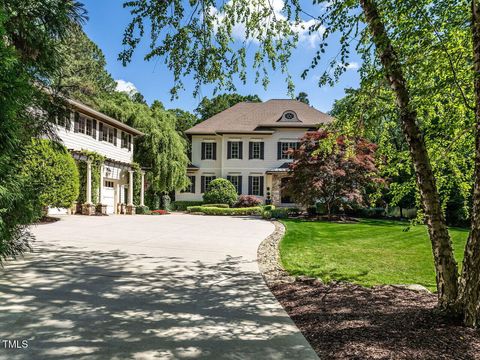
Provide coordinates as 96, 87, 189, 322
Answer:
185, 99, 334, 135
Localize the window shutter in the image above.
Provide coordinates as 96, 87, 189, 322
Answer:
129, 134, 132, 151
201, 143, 206, 160
92, 120, 97, 139
248, 176, 253, 195
212, 143, 217, 160
227, 175, 232, 183
238, 176, 243, 195
249, 142, 253, 159
260, 142, 265, 159
277, 142, 282, 159
201, 176, 206, 193
260, 177, 264, 196
114, 129, 117, 146
238, 141, 243, 159
227, 142, 232, 159
74, 112, 79, 133
99, 122, 103, 140
191, 176, 196, 193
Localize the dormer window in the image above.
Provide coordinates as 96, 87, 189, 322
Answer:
278, 110, 300, 122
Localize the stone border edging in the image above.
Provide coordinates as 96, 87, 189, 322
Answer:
257, 220, 295, 286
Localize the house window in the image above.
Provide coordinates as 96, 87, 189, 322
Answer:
78, 116, 86, 134
57, 110, 70, 127
86, 119, 92, 136
248, 176, 264, 196
227, 175, 242, 194
104, 180, 114, 188
201, 142, 216, 160
182, 175, 196, 193
227, 141, 242, 159
101, 125, 117, 145
201, 175, 216, 193
278, 141, 299, 160
249, 141, 264, 159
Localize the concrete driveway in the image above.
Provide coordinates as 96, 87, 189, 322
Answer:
0, 214, 317, 360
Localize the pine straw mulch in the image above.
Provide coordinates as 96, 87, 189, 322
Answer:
270, 280, 480, 360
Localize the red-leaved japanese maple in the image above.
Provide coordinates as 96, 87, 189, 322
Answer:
284, 130, 382, 218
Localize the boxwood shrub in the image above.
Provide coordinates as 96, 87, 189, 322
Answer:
171, 201, 204, 211
203, 178, 238, 206
187, 206, 262, 216
201, 203, 230, 208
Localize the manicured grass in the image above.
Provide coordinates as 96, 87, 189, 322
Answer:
280, 219, 469, 291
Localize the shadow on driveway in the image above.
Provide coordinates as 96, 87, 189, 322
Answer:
0, 242, 317, 359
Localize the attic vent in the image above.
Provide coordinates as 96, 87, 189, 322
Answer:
278, 110, 300, 122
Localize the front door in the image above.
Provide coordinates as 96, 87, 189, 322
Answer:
280, 177, 293, 204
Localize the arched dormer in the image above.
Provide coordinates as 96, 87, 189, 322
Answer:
278, 110, 301, 122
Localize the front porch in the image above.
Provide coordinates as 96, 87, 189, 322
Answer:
265, 165, 295, 207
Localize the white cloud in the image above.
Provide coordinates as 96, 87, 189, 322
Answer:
345, 62, 360, 70
211, 0, 325, 47
115, 79, 138, 94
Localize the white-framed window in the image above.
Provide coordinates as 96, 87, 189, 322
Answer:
86, 118, 92, 136
104, 180, 114, 188
231, 142, 240, 159
202, 142, 216, 160
280, 141, 299, 160
201, 175, 216, 193
227, 175, 242, 194
253, 142, 261, 159
249, 176, 264, 196
78, 116, 86, 134
100, 124, 117, 145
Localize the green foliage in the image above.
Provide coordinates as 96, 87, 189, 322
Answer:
271, 208, 290, 219
56, 25, 116, 105
262, 210, 272, 219
195, 94, 261, 121
201, 204, 230, 208
0, 2, 85, 263
171, 201, 204, 211
21, 139, 79, 208
76, 151, 105, 204
161, 194, 171, 211
295, 92, 310, 105
97, 92, 189, 194
135, 205, 150, 215
280, 219, 469, 291
186, 206, 262, 216
203, 178, 238, 206
263, 205, 276, 211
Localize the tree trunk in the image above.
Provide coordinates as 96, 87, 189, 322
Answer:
359, 0, 459, 311
457, 0, 480, 327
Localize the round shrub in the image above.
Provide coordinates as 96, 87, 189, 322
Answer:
235, 195, 262, 208
203, 178, 238, 206
22, 139, 79, 209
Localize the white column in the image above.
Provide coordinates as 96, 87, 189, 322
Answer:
86, 160, 92, 204
140, 171, 145, 207
99, 165, 104, 204
128, 170, 134, 206
115, 183, 121, 214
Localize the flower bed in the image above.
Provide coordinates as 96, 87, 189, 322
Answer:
151, 209, 169, 215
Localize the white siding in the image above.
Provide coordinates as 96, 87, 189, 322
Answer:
175, 129, 307, 202
55, 121, 133, 164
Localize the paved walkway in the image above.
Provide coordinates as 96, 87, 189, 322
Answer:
0, 214, 317, 359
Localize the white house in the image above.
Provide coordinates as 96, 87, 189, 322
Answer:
175, 99, 333, 206
49, 98, 144, 215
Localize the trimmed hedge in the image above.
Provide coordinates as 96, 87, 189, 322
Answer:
202, 203, 230, 208
187, 206, 262, 216
171, 201, 204, 211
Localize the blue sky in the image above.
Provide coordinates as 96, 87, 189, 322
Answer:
81, 0, 361, 113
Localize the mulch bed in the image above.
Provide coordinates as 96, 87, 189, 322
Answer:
271, 280, 480, 360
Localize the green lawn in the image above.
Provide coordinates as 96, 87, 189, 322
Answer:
280, 219, 469, 291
